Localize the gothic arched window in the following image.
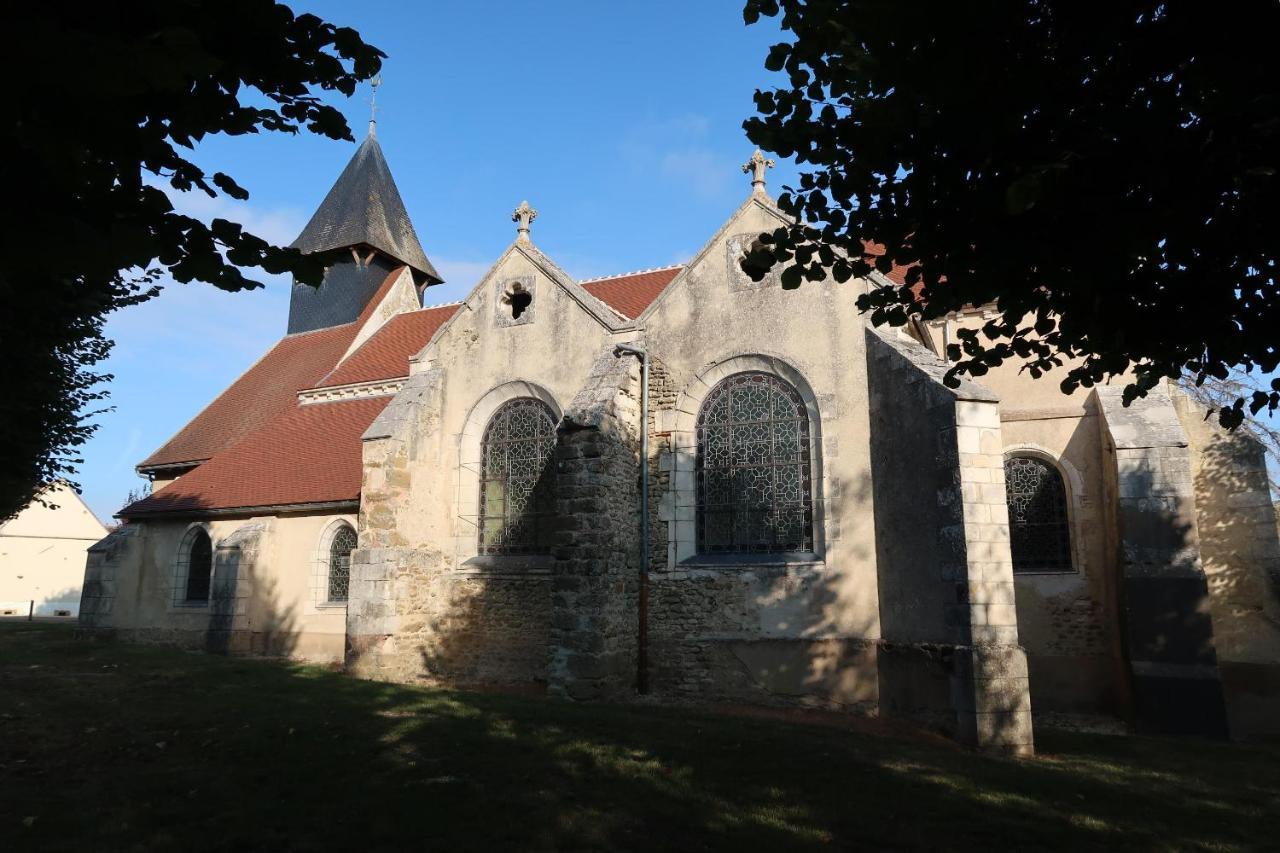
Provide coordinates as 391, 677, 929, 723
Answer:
1004, 455, 1073, 573
327, 524, 357, 602
696, 372, 814, 554
181, 527, 213, 603
478, 398, 558, 555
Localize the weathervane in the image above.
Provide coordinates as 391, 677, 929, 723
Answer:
368, 74, 383, 136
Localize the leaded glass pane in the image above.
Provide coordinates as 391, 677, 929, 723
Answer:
479, 398, 558, 555
1004, 456, 1073, 573
185, 528, 212, 602
696, 372, 813, 554
328, 524, 357, 602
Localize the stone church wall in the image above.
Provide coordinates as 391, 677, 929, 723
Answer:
347, 242, 617, 690
637, 197, 881, 713
1173, 389, 1280, 740
866, 328, 1034, 753
348, 371, 554, 688
917, 313, 1131, 724
79, 512, 348, 662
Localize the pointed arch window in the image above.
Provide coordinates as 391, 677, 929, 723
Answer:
1004, 455, 1073, 573
327, 524, 357, 602
180, 527, 213, 603
478, 398, 558, 555
696, 372, 814, 554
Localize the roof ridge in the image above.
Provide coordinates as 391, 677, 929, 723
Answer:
281, 320, 358, 339
417, 300, 463, 311
579, 263, 684, 284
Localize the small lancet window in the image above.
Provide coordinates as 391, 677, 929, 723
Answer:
478, 398, 558, 555
327, 524, 357, 602
183, 527, 213, 603
1004, 455, 1073, 573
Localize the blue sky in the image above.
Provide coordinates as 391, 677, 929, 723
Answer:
79, 2, 802, 520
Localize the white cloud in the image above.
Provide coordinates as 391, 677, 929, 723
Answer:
620, 113, 743, 203
164, 187, 307, 247
660, 148, 733, 200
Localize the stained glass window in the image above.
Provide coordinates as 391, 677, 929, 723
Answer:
479, 398, 558, 555
696, 372, 814, 554
184, 527, 213, 602
328, 524, 357, 602
1004, 455, 1073, 573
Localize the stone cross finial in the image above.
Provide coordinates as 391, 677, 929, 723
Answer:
512, 200, 538, 241
742, 148, 776, 193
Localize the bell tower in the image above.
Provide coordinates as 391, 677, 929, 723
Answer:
286, 118, 442, 334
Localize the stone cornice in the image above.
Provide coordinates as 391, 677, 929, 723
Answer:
298, 378, 404, 405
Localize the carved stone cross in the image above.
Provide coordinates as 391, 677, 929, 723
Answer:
512, 200, 538, 241
742, 148, 776, 193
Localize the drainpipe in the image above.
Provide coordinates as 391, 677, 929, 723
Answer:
613, 342, 650, 694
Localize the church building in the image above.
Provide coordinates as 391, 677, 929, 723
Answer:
81, 124, 1280, 753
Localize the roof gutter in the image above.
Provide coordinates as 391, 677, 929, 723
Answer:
120, 499, 359, 522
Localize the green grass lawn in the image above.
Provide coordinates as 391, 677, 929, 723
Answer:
1, 623, 1276, 852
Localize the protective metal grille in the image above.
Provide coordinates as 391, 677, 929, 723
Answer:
479, 398, 558, 555
696, 372, 813, 554
1004, 456, 1073, 572
184, 528, 213, 602
328, 525, 357, 602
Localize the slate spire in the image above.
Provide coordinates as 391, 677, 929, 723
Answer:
290, 128, 442, 284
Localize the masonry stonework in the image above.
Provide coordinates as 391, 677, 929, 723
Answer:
89, 136, 1280, 751
548, 348, 641, 699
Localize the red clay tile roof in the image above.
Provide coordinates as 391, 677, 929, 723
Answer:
582, 266, 682, 319
124, 397, 390, 516
861, 241, 917, 288
317, 304, 460, 388
127, 261, 693, 516
138, 323, 358, 471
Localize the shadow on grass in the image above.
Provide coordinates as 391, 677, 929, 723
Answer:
1, 622, 1276, 852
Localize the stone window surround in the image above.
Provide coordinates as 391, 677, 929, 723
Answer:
170, 521, 215, 609
1002, 443, 1086, 576
453, 379, 563, 574
312, 516, 358, 610
494, 275, 537, 327
665, 353, 827, 570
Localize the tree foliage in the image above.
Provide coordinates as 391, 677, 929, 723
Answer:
742, 1, 1280, 427
0, 1, 382, 519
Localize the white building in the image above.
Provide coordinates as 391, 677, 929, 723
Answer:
1, 483, 107, 617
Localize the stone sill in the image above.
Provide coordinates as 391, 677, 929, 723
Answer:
678, 552, 822, 568
457, 554, 555, 576
662, 553, 825, 578
315, 601, 349, 610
